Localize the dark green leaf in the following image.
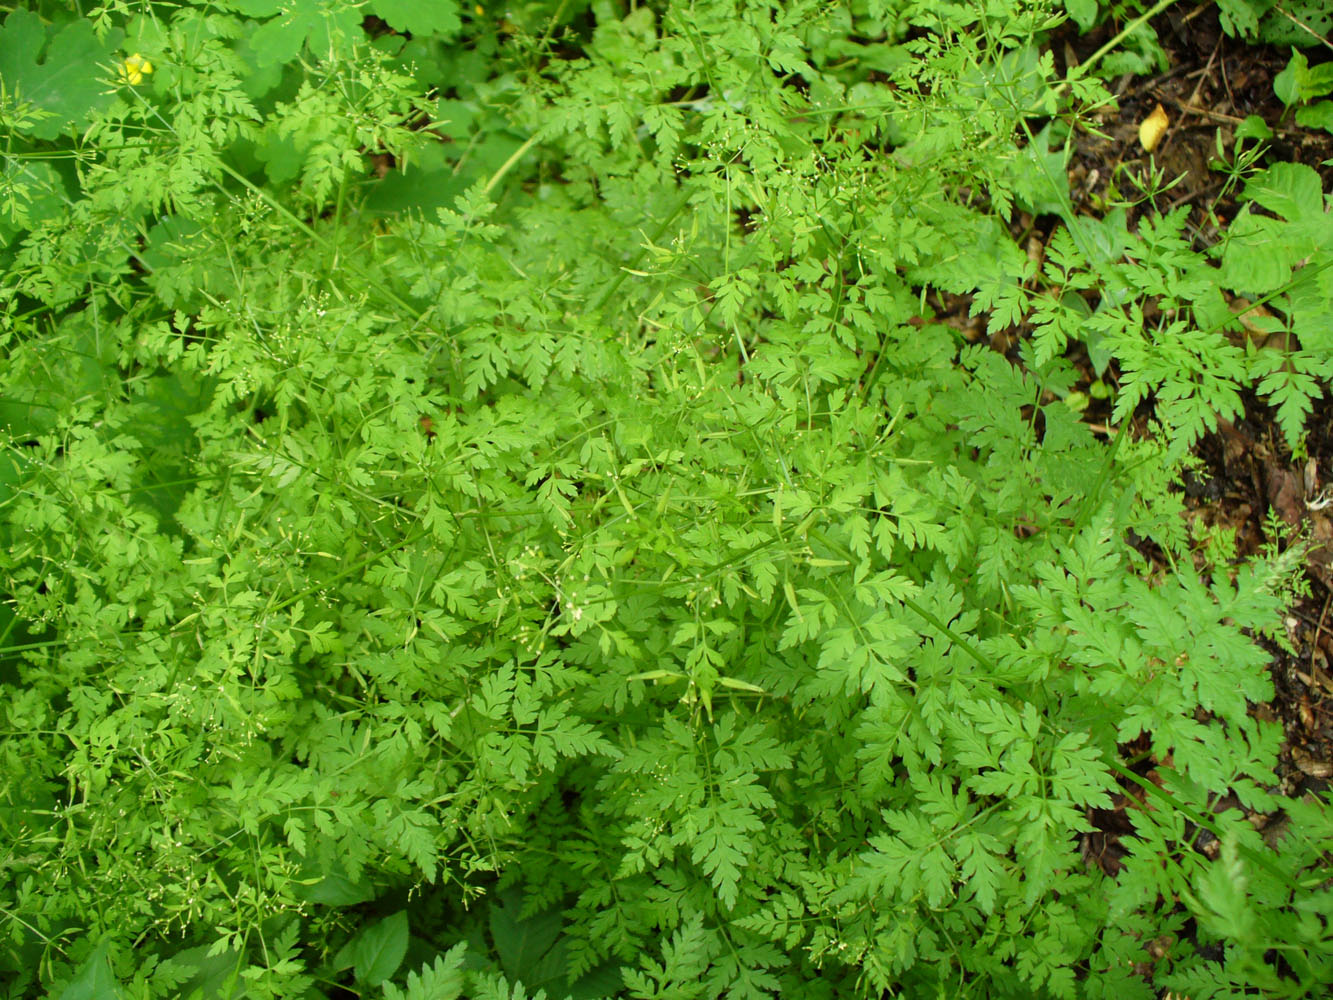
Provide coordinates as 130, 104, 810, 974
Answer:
350, 911, 410, 987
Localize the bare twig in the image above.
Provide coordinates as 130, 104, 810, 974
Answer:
1274, 4, 1333, 54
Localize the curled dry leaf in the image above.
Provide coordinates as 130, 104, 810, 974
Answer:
1139, 103, 1169, 152
1291, 746, 1333, 779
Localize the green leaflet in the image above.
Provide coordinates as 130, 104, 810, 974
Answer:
382, 946, 468, 1000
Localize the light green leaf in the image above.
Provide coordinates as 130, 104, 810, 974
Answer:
1243, 161, 1325, 221
381, 945, 467, 1000
0, 12, 123, 139
1234, 114, 1273, 141
246, 1, 362, 65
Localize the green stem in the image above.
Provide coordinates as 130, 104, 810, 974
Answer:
483, 133, 540, 196
586, 187, 694, 316
215, 160, 430, 325
1073, 0, 1181, 81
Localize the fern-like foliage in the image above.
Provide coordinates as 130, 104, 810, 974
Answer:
1, 2, 1329, 999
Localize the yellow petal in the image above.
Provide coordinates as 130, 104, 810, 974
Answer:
1139, 103, 1168, 153
122, 53, 153, 80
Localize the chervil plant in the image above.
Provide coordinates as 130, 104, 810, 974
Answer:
2, 1, 1330, 998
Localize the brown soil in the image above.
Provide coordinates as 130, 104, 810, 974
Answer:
1061, 8, 1333, 234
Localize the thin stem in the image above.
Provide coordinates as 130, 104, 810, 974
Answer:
1074, 0, 1182, 81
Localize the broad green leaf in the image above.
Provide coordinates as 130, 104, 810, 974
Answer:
370, 0, 462, 38
0, 12, 122, 139
163, 946, 247, 1000
1261, 1, 1333, 47
1064, 0, 1097, 31
0, 159, 67, 242
245, 0, 362, 65
221, 0, 285, 14
1217, 210, 1291, 294
365, 144, 467, 215
294, 871, 378, 907
1234, 114, 1273, 141
489, 889, 564, 990
55, 940, 125, 1000
351, 912, 410, 987
1296, 100, 1333, 132
1243, 161, 1325, 221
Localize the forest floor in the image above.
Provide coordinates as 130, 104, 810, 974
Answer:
1073, 7, 1333, 808
945, 5, 1333, 874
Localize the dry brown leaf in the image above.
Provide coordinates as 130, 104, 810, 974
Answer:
1291, 747, 1333, 779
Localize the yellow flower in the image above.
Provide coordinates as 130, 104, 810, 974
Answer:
119, 53, 154, 87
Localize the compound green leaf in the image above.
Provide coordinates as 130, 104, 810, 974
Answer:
1215, 0, 1265, 38
381, 945, 467, 1000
